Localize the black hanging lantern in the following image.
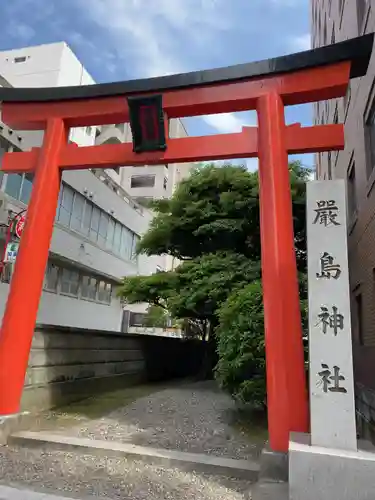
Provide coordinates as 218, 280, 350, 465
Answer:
127, 94, 167, 153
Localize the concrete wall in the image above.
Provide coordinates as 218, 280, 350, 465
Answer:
21, 325, 204, 412
0, 283, 123, 332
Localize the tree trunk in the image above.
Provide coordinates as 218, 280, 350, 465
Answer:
197, 321, 218, 380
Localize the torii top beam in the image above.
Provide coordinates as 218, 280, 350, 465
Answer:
0, 34, 373, 131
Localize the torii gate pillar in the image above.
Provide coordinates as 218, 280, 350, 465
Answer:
0, 34, 372, 453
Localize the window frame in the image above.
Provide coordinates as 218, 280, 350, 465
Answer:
59, 267, 80, 298
51, 182, 139, 260
44, 262, 60, 293
365, 102, 375, 179
347, 158, 357, 220
355, 291, 364, 346
80, 274, 98, 302
357, 0, 370, 34
130, 174, 156, 189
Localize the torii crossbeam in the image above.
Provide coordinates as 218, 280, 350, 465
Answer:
0, 34, 373, 452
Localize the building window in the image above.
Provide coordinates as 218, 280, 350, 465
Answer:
344, 84, 351, 115
19, 173, 33, 204
339, 0, 344, 17
331, 24, 335, 44
120, 226, 134, 261
365, 104, 375, 177
89, 206, 100, 242
0, 141, 10, 188
113, 222, 122, 254
132, 234, 140, 260
14, 56, 27, 63
327, 152, 332, 179
163, 177, 168, 190
4, 172, 34, 204
98, 212, 109, 247
58, 184, 74, 226
81, 275, 97, 301
355, 293, 364, 345
82, 202, 92, 236
347, 161, 357, 218
357, 0, 368, 33
98, 281, 112, 304
60, 268, 80, 297
5, 173, 23, 200
70, 192, 85, 232
42, 260, 113, 305
130, 175, 155, 188
53, 182, 138, 261
130, 312, 147, 327
333, 105, 338, 124
106, 218, 115, 251
44, 262, 59, 292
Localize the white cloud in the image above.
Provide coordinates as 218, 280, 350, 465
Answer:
290, 33, 311, 52
76, 0, 241, 133
246, 158, 259, 173
202, 112, 256, 134
7, 21, 35, 41
270, 0, 300, 6
80, 0, 230, 77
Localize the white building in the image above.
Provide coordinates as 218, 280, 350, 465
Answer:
0, 41, 169, 333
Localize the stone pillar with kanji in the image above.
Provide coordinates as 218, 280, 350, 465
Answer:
289, 179, 375, 500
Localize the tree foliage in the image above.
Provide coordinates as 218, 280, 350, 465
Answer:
215, 281, 266, 406
138, 162, 308, 270
118, 252, 261, 322
139, 165, 261, 260
118, 161, 310, 404
143, 305, 168, 328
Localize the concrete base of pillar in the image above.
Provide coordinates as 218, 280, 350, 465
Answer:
247, 442, 289, 500
289, 432, 375, 500
0, 412, 31, 445
259, 442, 289, 482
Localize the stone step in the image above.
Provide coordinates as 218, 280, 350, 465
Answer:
9, 430, 260, 481
0, 484, 103, 500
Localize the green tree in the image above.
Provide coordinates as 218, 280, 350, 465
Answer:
143, 304, 168, 328
118, 251, 261, 337
118, 161, 310, 395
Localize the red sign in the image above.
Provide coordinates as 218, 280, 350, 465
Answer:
15, 214, 26, 239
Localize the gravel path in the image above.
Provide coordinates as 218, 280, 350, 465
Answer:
0, 381, 262, 498
0, 446, 253, 499
50, 381, 262, 460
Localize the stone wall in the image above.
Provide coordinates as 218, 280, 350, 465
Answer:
21, 324, 204, 412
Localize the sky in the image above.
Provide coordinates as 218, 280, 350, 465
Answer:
0, 0, 313, 170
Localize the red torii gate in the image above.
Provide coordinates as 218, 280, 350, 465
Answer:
0, 34, 372, 452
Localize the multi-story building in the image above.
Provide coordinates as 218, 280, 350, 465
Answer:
311, 0, 375, 441
0, 42, 168, 333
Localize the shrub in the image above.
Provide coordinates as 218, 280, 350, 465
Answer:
215, 281, 266, 407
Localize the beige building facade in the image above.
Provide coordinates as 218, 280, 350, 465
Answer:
311, 0, 375, 441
